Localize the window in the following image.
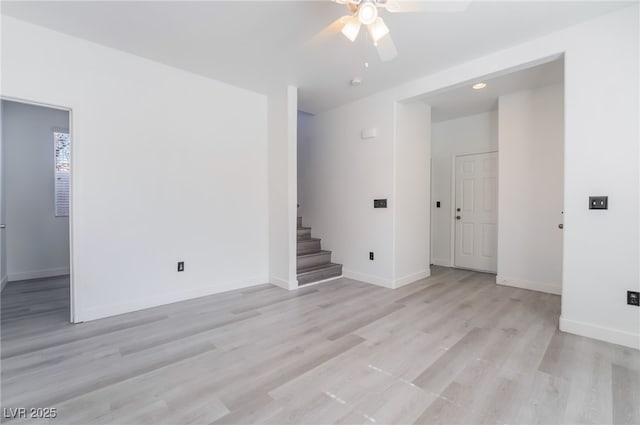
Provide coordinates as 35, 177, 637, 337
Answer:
54, 131, 70, 217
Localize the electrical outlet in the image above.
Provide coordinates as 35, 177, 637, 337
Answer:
369, 252, 374, 261
589, 196, 608, 210
627, 291, 639, 306
177, 261, 185, 272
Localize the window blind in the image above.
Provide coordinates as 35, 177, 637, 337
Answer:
54, 131, 70, 217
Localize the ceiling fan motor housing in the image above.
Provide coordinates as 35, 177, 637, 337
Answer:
358, 1, 379, 25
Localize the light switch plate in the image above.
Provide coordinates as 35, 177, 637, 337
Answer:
374, 199, 387, 208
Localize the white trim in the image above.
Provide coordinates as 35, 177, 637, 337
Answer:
343, 269, 393, 289
1, 275, 8, 292
0, 95, 70, 112
297, 275, 342, 288
77, 275, 269, 322
287, 86, 299, 292
270, 275, 291, 290
431, 258, 451, 268
343, 269, 432, 289
559, 316, 640, 350
496, 275, 561, 295
449, 154, 456, 268
391, 101, 399, 291
394, 269, 430, 289
8, 268, 70, 282
68, 105, 76, 323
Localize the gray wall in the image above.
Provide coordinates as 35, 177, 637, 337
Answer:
2, 100, 70, 281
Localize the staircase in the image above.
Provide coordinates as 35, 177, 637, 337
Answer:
297, 217, 342, 286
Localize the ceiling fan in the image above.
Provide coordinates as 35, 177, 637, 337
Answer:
321, 0, 471, 62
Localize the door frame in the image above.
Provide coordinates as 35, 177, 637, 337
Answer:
449, 150, 498, 272
1, 95, 76, 323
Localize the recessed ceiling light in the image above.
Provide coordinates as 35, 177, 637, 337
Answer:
472, 82, 487, 90
351, 77, 362, 86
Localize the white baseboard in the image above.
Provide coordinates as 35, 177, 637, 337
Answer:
342, 269, 393, 289
393, 269, 431, 289
342, 269, 431, 289
496, 275, 561, 295
270, 275, 291, 290
431, 259, 451, 268
9, 267, 70, 282
76, 275, 269, 322
559, 316, 640, 350
1, 275, 7, 292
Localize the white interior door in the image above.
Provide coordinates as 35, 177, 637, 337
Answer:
454, 152, 498, 272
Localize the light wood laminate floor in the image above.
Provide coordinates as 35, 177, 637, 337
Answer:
1, 268, 639, 424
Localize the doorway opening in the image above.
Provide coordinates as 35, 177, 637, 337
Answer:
423, 57, 565, 295
1, 98, 74, 323
296, 110, 344, 287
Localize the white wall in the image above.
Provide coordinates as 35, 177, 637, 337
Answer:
559, 8, 639, 348
268, 86, 297, 289
497, 84, 564, 295
301, 5, 639, 348
1, 16, 269, 322
0, 101, 6, 291
301, 92, 397, 287
299, 97, 430, 289
394, 102, 431, 286
2, 100, 70, 281
297, 111, 313, 219
430, 111, 498, 267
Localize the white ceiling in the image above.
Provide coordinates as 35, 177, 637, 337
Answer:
1, 1, 633, 113
424, 57, 564, 122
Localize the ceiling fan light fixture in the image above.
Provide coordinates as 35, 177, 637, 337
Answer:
341, 16, 362, 42
358, 1, 378, 25
367, 17, 389, 42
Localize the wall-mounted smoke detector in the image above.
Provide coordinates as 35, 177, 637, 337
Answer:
351, 77, 362, 86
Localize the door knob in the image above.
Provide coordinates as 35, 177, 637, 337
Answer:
456, 216, 461, 220
558, 223, 563, 229
0, 224, 5, 229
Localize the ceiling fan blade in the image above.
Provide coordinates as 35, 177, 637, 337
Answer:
385, 0, 472, 13
375, 33, 398, 62
307, 15, 351, 47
